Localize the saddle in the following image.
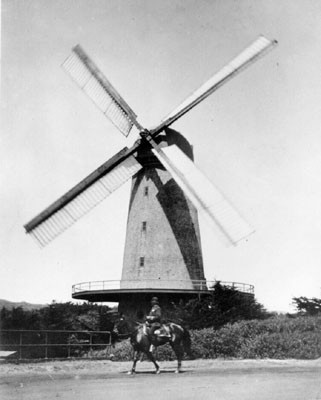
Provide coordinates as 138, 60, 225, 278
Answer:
144, 323, 172, 339
154, 324, 172, 338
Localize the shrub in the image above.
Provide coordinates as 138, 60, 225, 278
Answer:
111, 340, 133, 361
293, 297, 321, 315
110, 315, 321, 361
168, 282, 270, 330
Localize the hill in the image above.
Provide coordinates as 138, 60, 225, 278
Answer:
0, 299, 46, 311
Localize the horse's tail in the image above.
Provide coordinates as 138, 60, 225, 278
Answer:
182, 328, 193, 359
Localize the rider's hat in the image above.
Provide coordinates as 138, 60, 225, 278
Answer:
151, 296, 159, 304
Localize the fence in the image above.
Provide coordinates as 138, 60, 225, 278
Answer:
0, 329, 112, 361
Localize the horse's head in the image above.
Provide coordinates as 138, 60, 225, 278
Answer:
113, 314, 131, 337
113, 314, 142, 342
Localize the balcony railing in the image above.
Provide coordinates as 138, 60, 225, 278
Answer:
72, 279, 254, 295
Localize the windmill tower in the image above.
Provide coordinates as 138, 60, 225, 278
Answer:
24, 36, 277, 318
122, 129, 205, 287
119, 129, 206, 316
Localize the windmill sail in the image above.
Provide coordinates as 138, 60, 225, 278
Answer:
24, 36, 277, 247
24, 148, 142, 247
151, 36, 277, 135
62, 45, 143, 136
152, 145, 254, 245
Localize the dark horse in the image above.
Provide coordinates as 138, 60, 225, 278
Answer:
113, 315, 192, 374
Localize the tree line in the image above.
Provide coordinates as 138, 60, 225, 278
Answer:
2, 285, 320, 333
1, 284, 320, 359
0, 301, 113, 332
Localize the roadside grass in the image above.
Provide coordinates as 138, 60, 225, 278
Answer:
111, 315, 321, 361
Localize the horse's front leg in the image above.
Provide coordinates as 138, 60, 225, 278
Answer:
128, 349, 140, 375
146, 349, 160, 374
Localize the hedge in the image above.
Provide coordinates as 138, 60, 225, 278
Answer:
110, 315, 321, 361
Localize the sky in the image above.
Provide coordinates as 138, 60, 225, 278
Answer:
1, 0, 321, 312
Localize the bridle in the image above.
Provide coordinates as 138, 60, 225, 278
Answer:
114, 317, 142, 339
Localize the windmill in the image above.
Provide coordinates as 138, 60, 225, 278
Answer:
24, 36, 277, 317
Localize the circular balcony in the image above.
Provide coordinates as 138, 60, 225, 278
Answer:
72, 279, 254, 302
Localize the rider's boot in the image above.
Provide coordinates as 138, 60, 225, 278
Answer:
149, 335, 156, 352
149, 340, 156, 353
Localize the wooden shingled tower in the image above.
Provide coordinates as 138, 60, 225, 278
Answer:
119, 129, 205, 316
122, 130, 204, 286
24, 36, 277, 318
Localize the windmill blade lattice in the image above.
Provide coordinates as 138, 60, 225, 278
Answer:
151, 36, 277, 135
24, 151, 142, 247
62, 45, 143, 137
24, 35, 277, 247
152, 145, 254, 245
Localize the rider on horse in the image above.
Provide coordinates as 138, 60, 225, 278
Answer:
146, 297, 170, 351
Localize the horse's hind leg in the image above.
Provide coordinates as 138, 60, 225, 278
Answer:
171, 343, 184, 373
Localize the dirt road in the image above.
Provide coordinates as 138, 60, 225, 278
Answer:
1, 359, 320, 400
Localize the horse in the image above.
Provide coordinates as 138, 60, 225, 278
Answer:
113, 315, 192, 374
